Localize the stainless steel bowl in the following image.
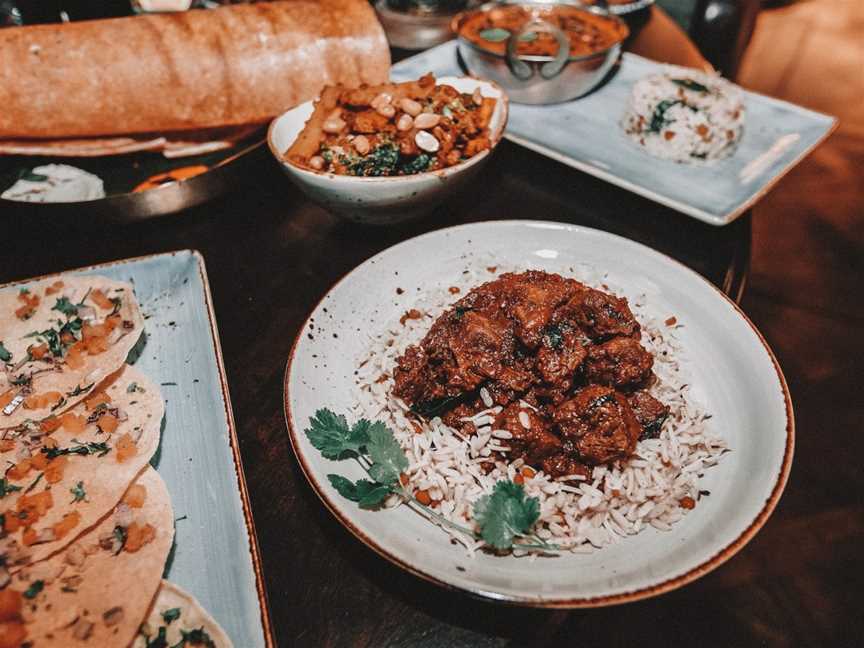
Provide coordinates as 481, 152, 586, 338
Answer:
452, 1, 628, 104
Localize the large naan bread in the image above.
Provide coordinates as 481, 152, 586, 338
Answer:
0, 365, 163, 569
0, 275, 145, 428
0, 0, 390, 141
3, 466, 174, 647
133, 580, 233, 648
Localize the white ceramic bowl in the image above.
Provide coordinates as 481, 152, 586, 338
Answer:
284, 220, 794, 606
267, 77, 508, 225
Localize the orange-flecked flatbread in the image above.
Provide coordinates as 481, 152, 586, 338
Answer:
2, 466, 173, 647
0, 365, 163, 569
133, 580, 233, 648
0, 0, 390, 140
0, 275, 145, 429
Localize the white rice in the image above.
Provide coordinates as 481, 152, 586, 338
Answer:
622, 70, 745, 163
352, 264, 729, 555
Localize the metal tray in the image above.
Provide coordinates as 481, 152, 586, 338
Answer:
0, 251, 275, 647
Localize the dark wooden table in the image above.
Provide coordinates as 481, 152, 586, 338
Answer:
0, 9, 772, 646
2, 133, 752, 645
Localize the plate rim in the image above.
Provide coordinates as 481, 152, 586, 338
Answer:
0, 249, 277, 645
282, 219, 795, 607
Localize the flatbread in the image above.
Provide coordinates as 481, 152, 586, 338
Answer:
0, 365, 163, 569
0, 275, 145, 428
133, 580, 233, 648
0, 0, 390, 139
0, 124, 263, 159
5, 466, 174, 647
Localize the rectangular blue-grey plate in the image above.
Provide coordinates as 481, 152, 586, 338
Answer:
1, 251, 273, 647
392, 42, 837, 226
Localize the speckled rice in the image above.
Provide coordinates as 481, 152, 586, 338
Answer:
622, 70, 745, 163
352, 264, 729, 556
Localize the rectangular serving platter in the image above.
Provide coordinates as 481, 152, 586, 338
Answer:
0, 250, 273, 647
392, 42, 837, 226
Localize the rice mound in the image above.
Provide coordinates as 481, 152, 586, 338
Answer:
352, 264, 729, 556
622, 71, 745, 163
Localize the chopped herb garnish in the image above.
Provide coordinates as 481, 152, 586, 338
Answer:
161, 607, 181, 624
18, 170, 48, 182
0, 341, 11, 363
67, 382, 95, 397
52, 297, 78, 317
70, 481, 87, 503
398, 153, 432, 175
543, 325, 563, 349
144, 626, 168, 648
672, 78, 710, 93
23, 579, 44, 599
113, 525, 127, 555
126, 382, 144, 393
648, 99, 683, 134
0, 479, 23, 498
177, 627, 216, 647
348, 144, 399, 177
43, 439, 111, 459
50, 396, 67, 412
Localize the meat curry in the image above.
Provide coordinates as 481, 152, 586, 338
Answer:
393, 271, 669, 478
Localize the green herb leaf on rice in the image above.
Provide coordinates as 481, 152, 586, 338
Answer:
0, 479, 23, 498
671, 78, 710, 93
0, 341, 11, 362
473, 480, 541, 549
366, 421, 409, 485
305, 409, 371, 460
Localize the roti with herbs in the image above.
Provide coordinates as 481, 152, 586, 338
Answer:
0, 365, 163, 570
0, 466, 173, 648
133, 580, 232, 648
0, 275, 145, 429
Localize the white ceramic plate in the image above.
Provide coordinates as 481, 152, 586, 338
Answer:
392, 43, 837, 226
284, 221, 793, 606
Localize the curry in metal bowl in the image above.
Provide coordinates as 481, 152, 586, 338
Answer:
458, 3, 628, 59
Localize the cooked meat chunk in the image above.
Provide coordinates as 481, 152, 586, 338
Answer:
392, 270, 663, 472
552, 385, 641, 464
540, 452, 592, 480
583, 336, 653, 387
627, 390, 670, 439
556, 287, 640, 340
535, 326, 588, 386
494, 404, 562, 464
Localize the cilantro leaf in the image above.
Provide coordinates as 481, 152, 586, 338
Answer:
23, 579, 44, 599
305, 408, 370, 460
366, 422, 408, 486
52, 297, 79, 317
161, 607, 181, 624
327, 475, 392, 509
176, 627, 216, 647
0, 341, 11, 362
672, 78, 710, 93
0, 479, 23, 498
70, 481, 87, 503
473, 481, 541, 550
